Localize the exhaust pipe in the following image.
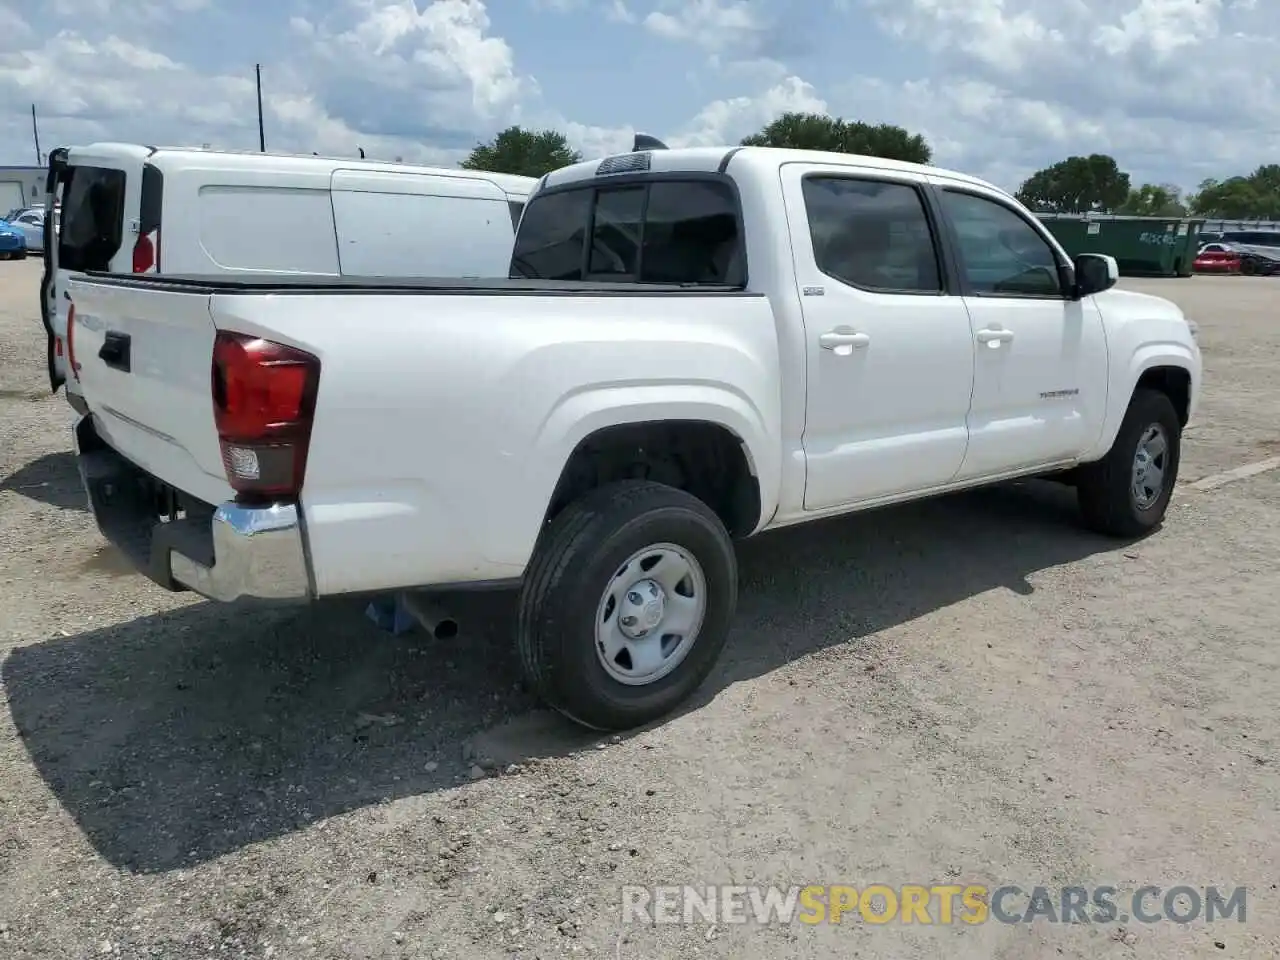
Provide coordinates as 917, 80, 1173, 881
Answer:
400, 591, 459, 640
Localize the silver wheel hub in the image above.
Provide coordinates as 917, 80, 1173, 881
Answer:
619, 579, 666, 638
1132, 423, 1168, 510
595, 544, 707, 687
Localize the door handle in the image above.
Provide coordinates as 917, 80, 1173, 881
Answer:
976, 328, 1014, 345
99, 331, 132, 372
819, 330, 871, 352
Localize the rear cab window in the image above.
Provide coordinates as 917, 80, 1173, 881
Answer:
58, 166, 127, 272
510, 177, 745, 286
801, 176, 942, 293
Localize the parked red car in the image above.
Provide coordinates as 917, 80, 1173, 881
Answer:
1193, 244, 1241, 273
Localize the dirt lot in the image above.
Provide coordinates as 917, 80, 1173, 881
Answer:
1, 257, 1278, 959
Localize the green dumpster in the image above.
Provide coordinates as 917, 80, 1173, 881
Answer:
1036, 215, 1206, 278
1174, 219, 1204, 276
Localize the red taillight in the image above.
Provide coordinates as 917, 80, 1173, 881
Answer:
132, 230, 158, 273
66, 302, 79, 380
212, 331, 320, 501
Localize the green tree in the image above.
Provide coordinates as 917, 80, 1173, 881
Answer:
1116, 183, 1188, 217
460, 126, 582, 178
741, 112, 932, 164
1015, 155, 1131, 214
1189, 165, 1280, 219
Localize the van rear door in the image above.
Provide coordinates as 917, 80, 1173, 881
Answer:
41, 148, 68, 391
44, 144, 150, 393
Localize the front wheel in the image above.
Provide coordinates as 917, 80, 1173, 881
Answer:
1076, 388, 1181, 537
516, 480, 738, 730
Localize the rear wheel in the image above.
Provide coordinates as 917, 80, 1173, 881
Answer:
1076, 388, 1181, 537
516, 480, 737, 730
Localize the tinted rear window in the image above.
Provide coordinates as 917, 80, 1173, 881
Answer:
58, 166, 127, 272
510, 178, 745, 286
588, 187, 644, 277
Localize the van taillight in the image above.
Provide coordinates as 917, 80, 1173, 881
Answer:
66, 302, 79, 380
212, 331, 320, 501
132, 229, 158, 273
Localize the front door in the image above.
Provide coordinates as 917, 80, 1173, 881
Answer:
780, 164, 977, 511
932, 185, 1109, 480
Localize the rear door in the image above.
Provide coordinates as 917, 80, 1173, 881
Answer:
780, 163, 977, 509
45, 145, 149, 393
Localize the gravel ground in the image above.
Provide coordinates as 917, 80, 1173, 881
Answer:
1, 258, 1278, 959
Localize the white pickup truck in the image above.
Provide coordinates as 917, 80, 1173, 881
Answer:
64, 144, 1201, 730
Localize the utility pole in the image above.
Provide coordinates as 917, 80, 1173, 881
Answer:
31, 104, 41, 165
255, 64, 266, 152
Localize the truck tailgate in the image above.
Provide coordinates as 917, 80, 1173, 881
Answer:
67, 278, 232, 506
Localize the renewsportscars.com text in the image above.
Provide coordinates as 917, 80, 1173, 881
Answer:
621, 884, 1247, 926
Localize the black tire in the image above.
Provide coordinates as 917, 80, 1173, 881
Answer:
517, 480, 737, 731
1076, 388, 1181, 538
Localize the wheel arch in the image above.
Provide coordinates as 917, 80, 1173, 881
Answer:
539, 418, 766, 542
1086, 348, 1197, 462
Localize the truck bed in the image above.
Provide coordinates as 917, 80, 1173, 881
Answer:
65, 267, 781, 597
78, 271, 759, 297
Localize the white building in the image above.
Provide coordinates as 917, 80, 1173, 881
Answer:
0, 166, 46, 215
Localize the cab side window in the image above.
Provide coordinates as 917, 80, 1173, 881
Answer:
940, 190, 1062, 297
801, 177, 942, 294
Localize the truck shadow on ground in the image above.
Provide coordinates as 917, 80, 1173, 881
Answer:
5, 479, 1116, 873
1, 450, 86, 511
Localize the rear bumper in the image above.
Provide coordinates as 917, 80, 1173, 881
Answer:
73, 414, 312, 603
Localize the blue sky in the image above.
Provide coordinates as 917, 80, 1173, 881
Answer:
1, 0, 1276, 193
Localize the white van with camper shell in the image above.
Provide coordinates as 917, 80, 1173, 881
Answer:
40, 144, 536, 404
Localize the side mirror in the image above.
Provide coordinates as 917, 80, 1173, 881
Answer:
1074, 253, 1119, 298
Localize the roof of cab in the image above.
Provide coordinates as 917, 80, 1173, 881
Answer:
69, 142, 538, 198
539, 144, 1008, 199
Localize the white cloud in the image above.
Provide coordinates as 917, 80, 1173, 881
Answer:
606, 0, 638, 23
1, 0, 1277, 193
301, 0, 527, 123
0, 5, 33, 51
851, 0, 1280, 187
670, 76, 828, 146
643, 0, 771, 54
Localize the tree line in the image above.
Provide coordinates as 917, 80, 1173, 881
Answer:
459, 114, 1280, 220
1012, 154, 1280, 220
